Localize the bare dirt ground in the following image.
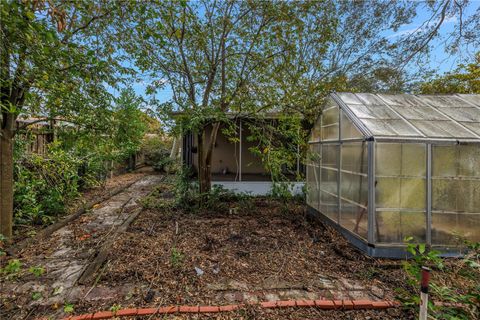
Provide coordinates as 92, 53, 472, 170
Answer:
1, 175, 417, 319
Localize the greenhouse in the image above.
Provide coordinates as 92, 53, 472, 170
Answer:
307, 92, 480, 257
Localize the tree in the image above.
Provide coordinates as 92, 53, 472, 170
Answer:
0, 0, 129, 238
124, 0, 335, 192
114, 88, 147, 164
417, 53, 480, 94
124, 0, 479, 193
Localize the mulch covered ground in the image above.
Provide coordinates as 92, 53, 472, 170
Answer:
3, 175, 477, 319
69, 185, 415, 319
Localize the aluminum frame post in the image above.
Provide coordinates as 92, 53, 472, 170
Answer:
367, 140, 376, 245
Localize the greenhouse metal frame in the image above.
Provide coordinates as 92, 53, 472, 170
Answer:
307, 92, 480, 258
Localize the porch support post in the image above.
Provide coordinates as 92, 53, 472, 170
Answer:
296, 126, 300, 175
367, 140, 376, 245
239, 119, 242, 182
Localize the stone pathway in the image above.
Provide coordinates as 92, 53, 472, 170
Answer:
205, 277, 386, 304
1, 174, 163, 314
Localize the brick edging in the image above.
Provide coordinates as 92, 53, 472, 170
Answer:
47, 299, 400, 320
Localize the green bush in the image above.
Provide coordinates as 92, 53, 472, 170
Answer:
173, 166, 240, 212
141, 134, 172, 171
13, 141, 101, 226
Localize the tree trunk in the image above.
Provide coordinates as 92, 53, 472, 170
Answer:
197, 123, 221, 194
0, 127, 14, 239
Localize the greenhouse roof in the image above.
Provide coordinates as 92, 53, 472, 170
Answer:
331, 92, 480, 142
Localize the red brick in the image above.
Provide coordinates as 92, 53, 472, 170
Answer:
70, 315, 94, 320
137, 308, 158, 315
199, 306, 221, 313
295, 300, 316, 307
389, 301, 401, 307
260, 301, 277, 308
352, 300, 373, 309
314, 300, 336, 309
115, 308, 138, 316
276, 300, 296, 308
218, 304, 240, 311
371, 301, 390, 309
332, 300, 343, 309
92, 311, 113, 319
179, 306, 200, 313
158, 306, 179, 314
343, 300, 354, 310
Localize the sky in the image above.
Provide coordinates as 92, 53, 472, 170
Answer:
115, 1, 480, 105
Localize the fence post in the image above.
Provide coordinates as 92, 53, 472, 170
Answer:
419, 266, 430, 320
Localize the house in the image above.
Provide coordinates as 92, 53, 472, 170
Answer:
178, 112, 305, 195
307, 92, 480, 258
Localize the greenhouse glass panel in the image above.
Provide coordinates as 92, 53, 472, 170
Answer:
410, 120, 476, 138
321, 106, 339, 141
341, 111, 363, 139
377, 94, 422, 107
361, 119, 418, 136
393, 105, 445, 120
341, 172, 368, 204
320, 191, 339, 222
432, 145, 480, 244
319, 143, 339, 222
457, 94, 480, 107
340, 143, 367, 205
340, 200, 368, 239
415, 95, 470, 108
375, 143, 426, 209
346, 104, 375, 119
355, 93, 389, 106
341, 143, 368, 173
376, 211, 426, 243
376, 143, 426, 243
462, 122, 480, 136
321, 168, 338, 195
439, 107, 480, 122
322, 144, 338, 168
339, 142, 368, 239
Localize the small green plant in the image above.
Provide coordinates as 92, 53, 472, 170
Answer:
170, 247, 184, 267
1, 259, 22, 276
110, 303, 122, 313
28, 266, 45, 277
31, 291, 42, 301
63, 302, 74, 313
269, 182, 293, 202
397, 237, 480, 320
172, 166, 238, 213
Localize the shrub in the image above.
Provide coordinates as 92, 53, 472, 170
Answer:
172, 166, 239, 212
141, 134, 172, 171
13, 141, 101, 226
